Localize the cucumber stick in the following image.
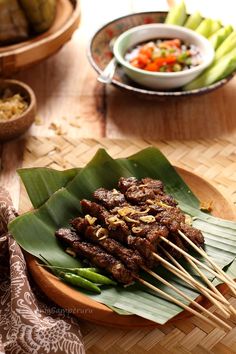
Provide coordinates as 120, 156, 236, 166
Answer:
209, 25, 233, 49
215, 31, 236, 60
210, 20, 222, 36
195, 19, 213, 37
184, 11, 202, 30
165, 0, 187, 26
184, 48, 236, 90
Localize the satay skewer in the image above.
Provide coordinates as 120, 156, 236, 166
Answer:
160, 236, 236, 295
71, 215, 234, 316
143, 266, 232, 329
56, 227, 232, 328
159, 245, 236, 317
136, 276, 231, 331
80, 221, 233, 317
152, 251, 231, 317
178, 229, 236, 295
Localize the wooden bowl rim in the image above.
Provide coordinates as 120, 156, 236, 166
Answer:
0, 0, 80, 57
26, 166, 236, 327
87, 10, 235, 98
0, 79, 36, 125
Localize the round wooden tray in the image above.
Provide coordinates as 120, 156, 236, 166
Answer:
0, 0, 80, 76
26, 167, 236, 328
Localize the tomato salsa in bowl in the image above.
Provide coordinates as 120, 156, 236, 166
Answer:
125, 38, 202, 73
113, 24, 214, 90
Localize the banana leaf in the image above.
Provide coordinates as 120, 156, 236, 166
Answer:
19, 167, 79, 208
9, 147, 236, 324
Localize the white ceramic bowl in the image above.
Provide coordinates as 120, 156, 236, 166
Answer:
113, 24, 215, 90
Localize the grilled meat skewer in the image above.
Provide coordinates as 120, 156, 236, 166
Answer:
56, 177, 205, 285
80, 198, 166, 248
118, 177, 178, 206
80, 200, 156, 267
55, 228, 134, 285
71, 217, 144, 272
93, 177, 204, 248
80, 199, 192, 261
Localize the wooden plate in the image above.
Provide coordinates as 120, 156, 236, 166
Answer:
0, 0, 80, 76
26, 167, 236, 328
88, 11, 235, 100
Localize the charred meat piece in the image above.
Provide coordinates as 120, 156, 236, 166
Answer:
70, 216, 87, 233
180, 223, 205, 248
154, 207, 204, 248
155, 208, 185, 232
71, 216, 144, 272
80, 199, 156, 267
81, 199, 130, 237
155, 194, 178, 207
131, 223, 169, 247
55, 228, 134, 284
107, 230, 155, 268
118, 177, 139, 193
83, 225, 144, 273
93, 188, 126, 209
81, 199, 110, 224
126, 235, 156, 265
141, 178, 164, 192
119, 176, 177, 207
56, 227, 79, 245
125, 184, 156, 204
139, 178, 178, 207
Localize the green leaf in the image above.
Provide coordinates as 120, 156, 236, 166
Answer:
9, 147, 236, 324
19, 167, 79, 208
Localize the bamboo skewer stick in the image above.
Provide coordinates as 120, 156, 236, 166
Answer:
152, 251, 231, 317
179, 256, 231, 317
154, 249, 226, 304
177, 248, 230, 303
178, 230, 236, 295
143, 266, 232, 329
159, 236, 236, 316
158, 245, 234, 309
160, 236, 235, 290
136, 276, 231, 330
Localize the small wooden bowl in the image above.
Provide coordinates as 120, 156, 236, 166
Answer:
0, 79, 36, 141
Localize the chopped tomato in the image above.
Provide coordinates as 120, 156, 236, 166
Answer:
130, 58, 140, 68
127, 38, 201, 73
137, 53, 150, 66
140, 43, 155, 58
140, 47, 153, 59
144, 62, 159, 71
154, 56, 177, 66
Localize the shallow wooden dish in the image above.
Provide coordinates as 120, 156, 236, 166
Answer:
88, 11, 234, 100
0, 0, 80, 76
0, 79, 36, 141
26, 167, 236, 328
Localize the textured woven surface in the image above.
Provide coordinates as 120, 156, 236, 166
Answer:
21, 136, 236, 354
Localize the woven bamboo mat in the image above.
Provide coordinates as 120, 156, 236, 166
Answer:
20, 136, 236, 354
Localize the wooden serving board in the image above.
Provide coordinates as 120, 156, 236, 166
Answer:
20, 137, 236, 353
